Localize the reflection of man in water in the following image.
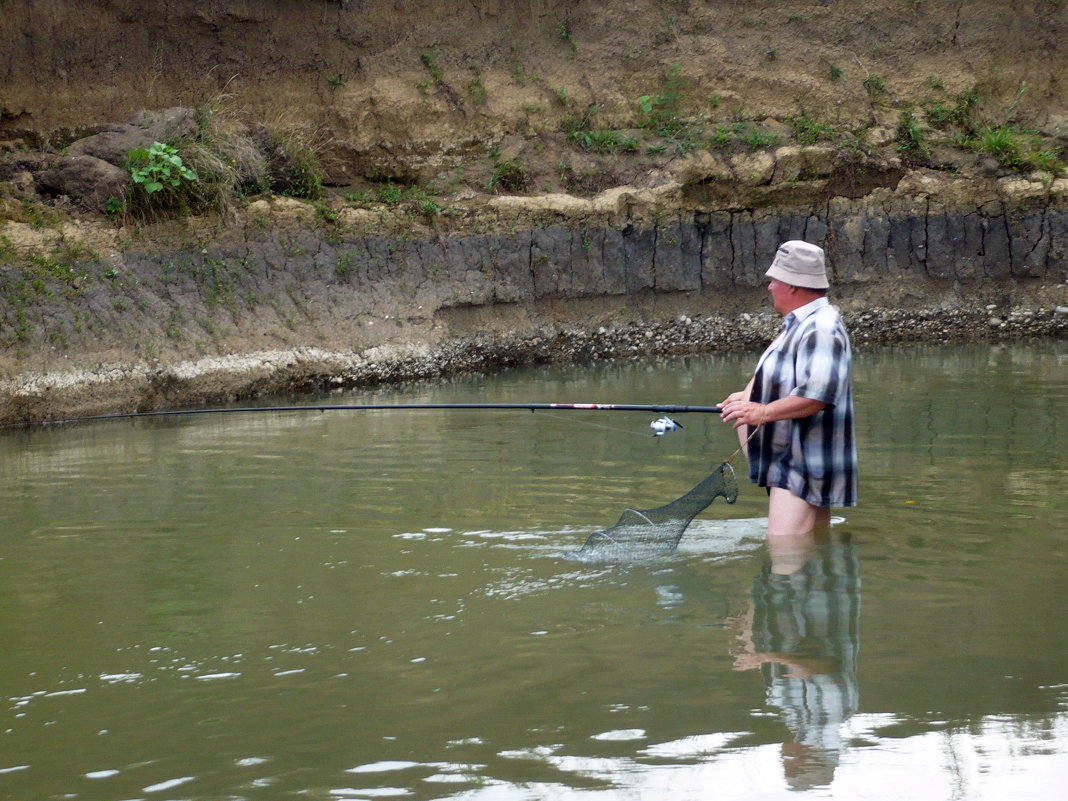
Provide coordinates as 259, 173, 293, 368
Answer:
732, 531, 861, 791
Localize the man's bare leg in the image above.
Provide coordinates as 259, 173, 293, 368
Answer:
767, 487, 831, 537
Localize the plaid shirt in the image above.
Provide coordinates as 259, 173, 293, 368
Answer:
748, 297, 858, 508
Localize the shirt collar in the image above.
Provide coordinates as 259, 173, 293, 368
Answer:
787, 296, 829, 325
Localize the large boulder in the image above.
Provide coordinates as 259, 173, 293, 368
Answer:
66, 127, 152, 167
36, 154, 128, 212
126, 107, 199, 143
65, 108, 199, 168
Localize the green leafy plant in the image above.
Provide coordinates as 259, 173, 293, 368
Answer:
710, 124, 735, 149
972, 125, 1022, 165
0, 234, 17, 263
417, 198, 442, 217
375, 180, 405, 206
128, 142, 199, 195
559, 100, 632, 152
123, 98, 284, 216
636, 64, 689, 138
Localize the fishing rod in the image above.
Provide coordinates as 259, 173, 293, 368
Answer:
28, 402, 723, 428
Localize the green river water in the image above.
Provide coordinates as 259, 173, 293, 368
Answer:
1, 342, 1066, 800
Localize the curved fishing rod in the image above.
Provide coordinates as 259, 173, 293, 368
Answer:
26, 402, 724, 428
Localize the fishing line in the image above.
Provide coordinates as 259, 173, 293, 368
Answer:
532, 410, 660, 440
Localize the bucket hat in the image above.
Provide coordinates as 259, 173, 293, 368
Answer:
765, 241, 829, 289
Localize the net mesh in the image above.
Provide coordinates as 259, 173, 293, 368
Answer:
563, 462, 739, 562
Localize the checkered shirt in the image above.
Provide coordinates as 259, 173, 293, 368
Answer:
748, 297, 858, 508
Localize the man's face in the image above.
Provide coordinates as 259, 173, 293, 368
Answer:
767, 278, 794, 315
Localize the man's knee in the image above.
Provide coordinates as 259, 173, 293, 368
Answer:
767, 487, 827, 536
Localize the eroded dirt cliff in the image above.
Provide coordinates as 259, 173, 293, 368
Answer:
4, 0, 1067, 187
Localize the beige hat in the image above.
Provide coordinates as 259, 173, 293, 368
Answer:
765, 241, 829, 289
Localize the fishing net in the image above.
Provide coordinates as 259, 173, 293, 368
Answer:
563, 462, 739, 562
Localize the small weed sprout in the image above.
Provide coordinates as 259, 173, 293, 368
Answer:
551, 87, 572, 107
895, 109, 930, 159
336, 250, 358, 278
488, 149, 526, 193
743, 129, 780, 149
790, 112, 835, 144
466, 73, 487, 106
961, 124, 1065, 175
924, 86, 980, 132
863, 75, 887, 100
574, 129, 638, 153
0, 234, 16, 263
420, 48, 444, 84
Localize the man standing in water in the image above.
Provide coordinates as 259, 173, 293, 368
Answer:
719, 241, 857, 536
